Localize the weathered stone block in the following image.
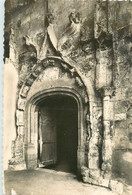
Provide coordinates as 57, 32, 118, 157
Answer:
114, 127, 129, 149
122, 152, 132, 163
103, 121, 111, 138
27, 144, 37, 161
102, 162, 112, 172
125, 88, 132, 99
8, 159, 26, 170
89, 169, 100, 180
112, 149, 132, 185
26, 75, 36, 86
127, 109, 132, 119
27, 160, 38, 169
103, 101, 114, 121
114, 113, 126, 121
17, 126, 24, 135
89, 156, 99, 169
81, 166, 89, 181
109, 180, 123, 195
17, 97, 26, 110
16, 110, 24, 126
114, 100, 130, 114
115, 121, 127, 129
113, 88, 122, 101
98, 177, 109, 188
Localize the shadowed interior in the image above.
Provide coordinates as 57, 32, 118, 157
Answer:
38, 95, 78, 174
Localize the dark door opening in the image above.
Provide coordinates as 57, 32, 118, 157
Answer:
38, 95, 78, 174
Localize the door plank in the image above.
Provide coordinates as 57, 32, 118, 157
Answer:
38, 106, 57, 166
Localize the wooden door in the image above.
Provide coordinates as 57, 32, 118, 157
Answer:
38, 106, 57, 166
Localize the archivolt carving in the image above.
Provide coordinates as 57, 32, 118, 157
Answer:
16, 57, 89, 127
9, 56, 91, 171
19, 57, 86, 104
18, 11, 96, 75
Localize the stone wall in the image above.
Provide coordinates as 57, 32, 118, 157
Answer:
110, 2, 132, 186
5, 0, 97, 93
94, 1, 132, 185
4, 0, 132, 189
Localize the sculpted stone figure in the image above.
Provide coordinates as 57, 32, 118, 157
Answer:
58, 11, 82, 56
39, 11, 82, 59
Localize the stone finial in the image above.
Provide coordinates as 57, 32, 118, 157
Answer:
46, 13, 54, 25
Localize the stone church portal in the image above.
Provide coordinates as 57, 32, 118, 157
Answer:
4, 0, 132, 193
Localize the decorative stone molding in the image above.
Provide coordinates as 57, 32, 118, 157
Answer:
16, 110, 24, 126
25, 87, 88, 171
103, 87, 115, 98
98, 87, 115, 98
75, 76, 84, 87
17, 57, 88, 101
9, 57, 91, 172
80, 84, 124, 194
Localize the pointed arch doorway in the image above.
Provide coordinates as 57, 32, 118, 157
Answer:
25, 87, 86, 175
38, 94, 78, 174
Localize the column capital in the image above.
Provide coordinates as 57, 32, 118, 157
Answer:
98, 87, 115, 98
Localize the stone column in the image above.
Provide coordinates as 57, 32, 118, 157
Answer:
26, 105, 38, 169
101, 87, 114, 177
88, 104, 103, 170
94, 1, 113, 89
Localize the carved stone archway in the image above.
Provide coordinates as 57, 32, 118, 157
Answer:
8, 56, 123, 193
10, 56, 90, 174
24, 87, 87, 174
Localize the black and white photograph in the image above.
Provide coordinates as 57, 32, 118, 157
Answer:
2, 0, 132, 194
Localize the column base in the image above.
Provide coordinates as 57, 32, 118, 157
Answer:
81, 167, 123, 194
8, 157, 26, 170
